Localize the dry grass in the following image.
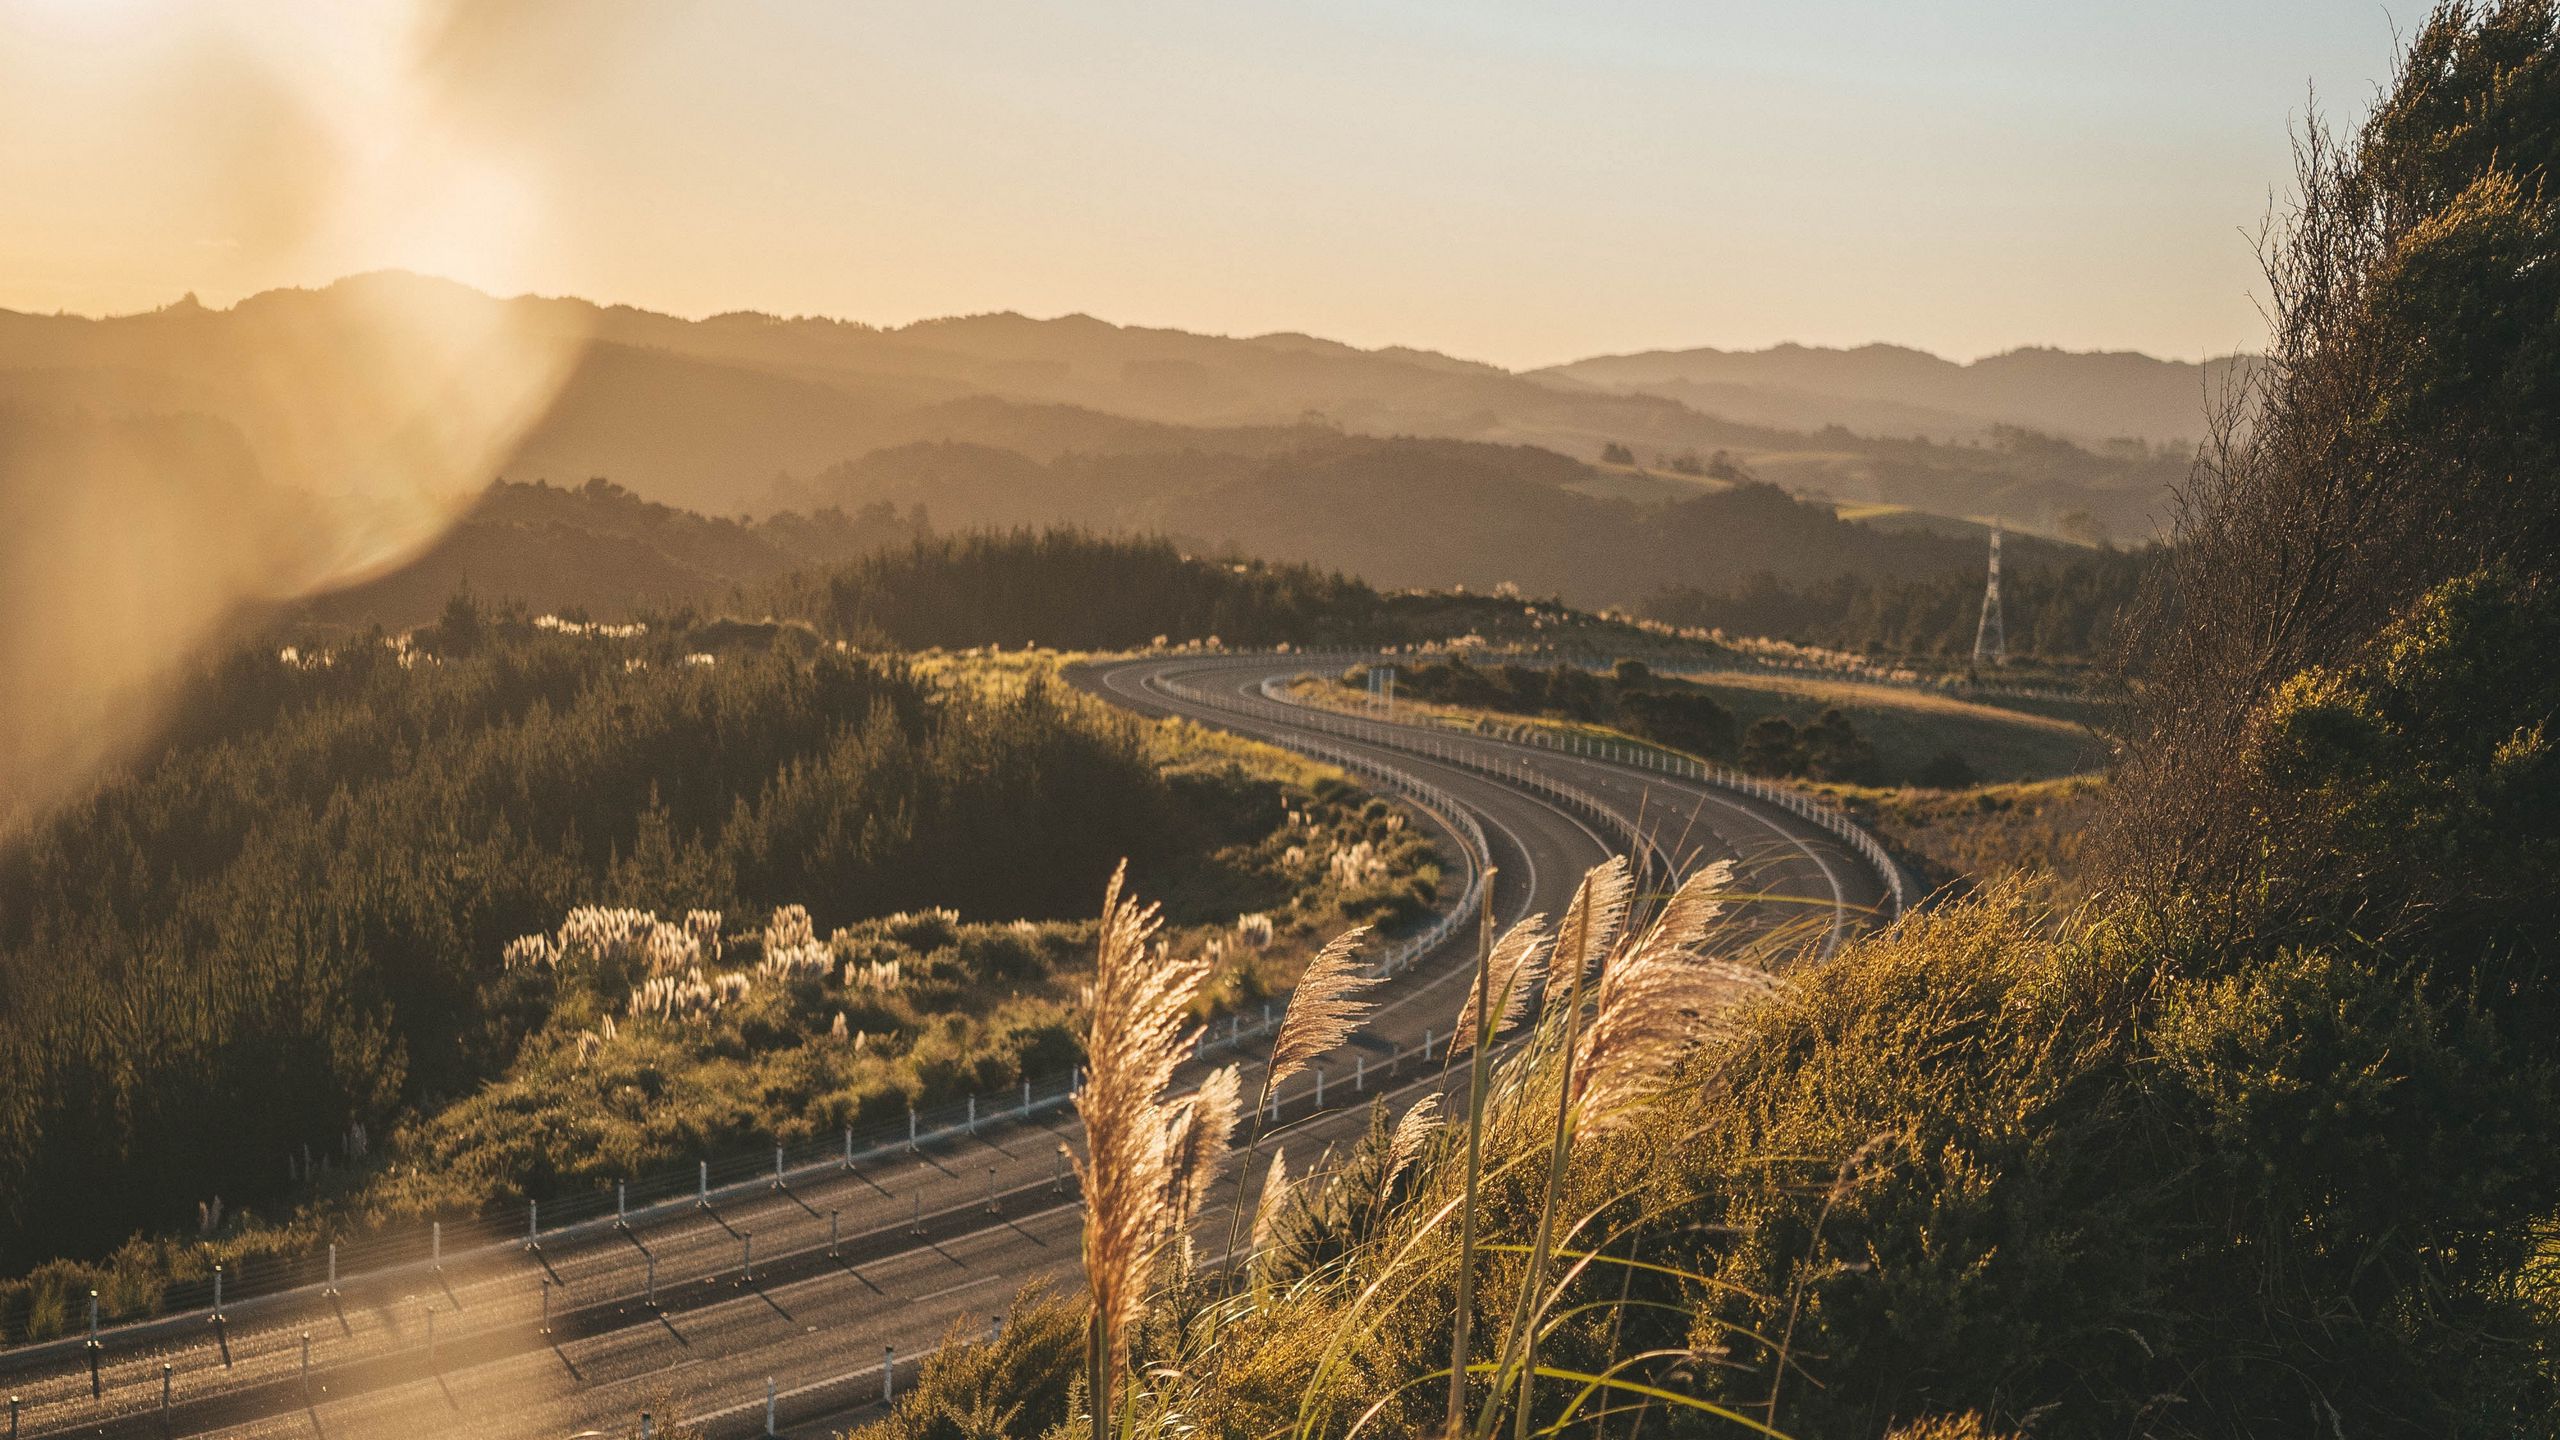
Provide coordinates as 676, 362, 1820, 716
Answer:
1552, 857, 1634, 994
1164, 1064, 1242, 1228
868, 852, 1796, 1440
1073, 864, 1209, 1423
1211, 909, 1389, 1333
1571, 860, 1770, 1131
1836, 775, 2107, 910
1251, 1150, 1294, 1255
1384, 1095, 1443, 1190
1265, 927, 1377, 1092
1451, 912, 1553, 1055
1666, 669, 2092, 732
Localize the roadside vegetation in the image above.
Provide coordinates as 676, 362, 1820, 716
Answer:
0, 604, 1438, 1341
1834, 775, 2107, 910
857, 7, 2560, 1434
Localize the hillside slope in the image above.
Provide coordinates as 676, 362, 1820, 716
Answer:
298, 479, 924, 630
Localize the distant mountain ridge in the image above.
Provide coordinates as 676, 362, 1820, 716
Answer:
1537, 341, 2255, 446
2, 275, 2198, 614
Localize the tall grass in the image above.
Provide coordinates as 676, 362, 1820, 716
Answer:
1034, 851, 1794, 1439
1073, 864, 1208, 1430
1214, 924, 1379, 1305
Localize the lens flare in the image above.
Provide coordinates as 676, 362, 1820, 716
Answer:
0, 2, 593, 826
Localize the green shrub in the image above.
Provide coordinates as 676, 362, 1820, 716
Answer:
847, 1283, 1085, 1440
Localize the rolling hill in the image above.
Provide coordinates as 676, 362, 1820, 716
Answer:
3, 274, 2208, 544
1537, 341, 2255, 448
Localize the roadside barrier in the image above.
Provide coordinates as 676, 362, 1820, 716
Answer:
1147, 651, 1908, 918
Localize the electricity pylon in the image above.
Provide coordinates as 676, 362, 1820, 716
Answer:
1972, 525, 2006, 667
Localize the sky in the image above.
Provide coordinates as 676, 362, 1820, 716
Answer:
0, 0, 2416, 369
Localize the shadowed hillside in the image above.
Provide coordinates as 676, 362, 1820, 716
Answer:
297, 479, 927, 630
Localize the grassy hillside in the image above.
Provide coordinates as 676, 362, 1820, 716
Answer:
800, 439, 2096, 612
1662, 670, 2107, 782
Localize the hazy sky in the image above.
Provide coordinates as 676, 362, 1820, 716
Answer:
0, 0, 2414, 368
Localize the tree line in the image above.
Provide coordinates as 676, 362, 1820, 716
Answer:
778, 529, 1397, 651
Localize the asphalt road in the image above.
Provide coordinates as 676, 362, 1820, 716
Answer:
3, 651, 1887, 1440
1090, 654, 1891, 956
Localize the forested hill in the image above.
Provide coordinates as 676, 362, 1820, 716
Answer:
293, 456, 2116, 646
0, 616, 1180, 1265
1537, 343, 2251, 447
794, 531, 1385, 651
295, 481, 2142, 668
299, 478, 925, 630
1643, 545, 2156, 663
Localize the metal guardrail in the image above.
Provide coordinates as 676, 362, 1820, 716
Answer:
1362, 641, 2109, 708
7, 1005, 1486, 1440
1152, 651, 1909, 919
1150, 670, 1672, 894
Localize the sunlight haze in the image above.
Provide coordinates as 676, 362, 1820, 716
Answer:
0, 0, 2410, 366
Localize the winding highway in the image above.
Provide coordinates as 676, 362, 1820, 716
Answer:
1, 651, 1892, 1440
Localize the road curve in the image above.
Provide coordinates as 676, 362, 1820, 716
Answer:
1078, 653, 1894, 956
4, 651, 1887, 1440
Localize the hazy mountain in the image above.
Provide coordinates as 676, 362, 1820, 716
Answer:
295, 435, 2096, 639
297, 479, 923, 630
1536, 342, 2255, 447
798, 434, 2083, 611
0, 274, 2185, 825
14, 274, 2203, 519
1, 274, 2194, 600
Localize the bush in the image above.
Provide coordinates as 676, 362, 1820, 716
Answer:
1739, 714, 1800, 774
848, 1283, 1085, 1440
1618, 688, 1738, 758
